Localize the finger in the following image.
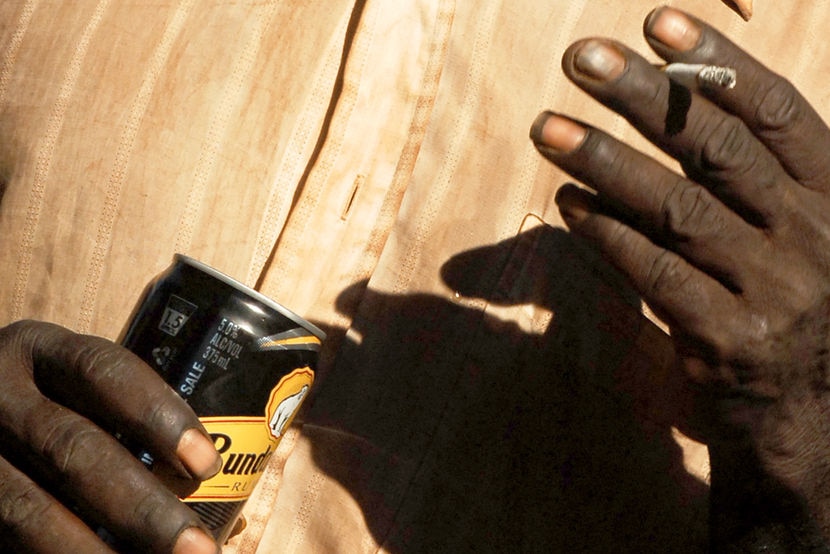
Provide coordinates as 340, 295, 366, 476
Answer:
554, 183, 744, 352
0, 383, 218, 553
560, 37, 794, 227
531, 112, 767, 293
723, 0, 753, 21
153, 461, 203, 499
0, 455, 115, 553
644, 6, 830, 191
11, 321, 221, 482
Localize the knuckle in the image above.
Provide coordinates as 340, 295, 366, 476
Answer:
1, 319, 41, 335
140, 385, 191, 441
127, 487, 196, 551
78, 352, 122, 392
600, 144, 630, 182
645, 250, 689, 298
579, 132, 638, 186
753, 77, 802, 133
698, 116, 753, 174
1, 320, 65, 347
0, 473, 51, 532
644, 76, 672, 112
604, 217, 635, 253
661, 178, 721, 240
0, 320, 38, 353
776, 268, 822, 315
717, 312, 762, 362
130, 487, 170, 528
580, 131, 619, 169
62, 335, 139, 389
38, 412, 100, 474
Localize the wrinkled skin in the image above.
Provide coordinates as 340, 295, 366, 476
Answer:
0, 6, 824, 554
532, 6, 830, 551
0, 321, 220, 553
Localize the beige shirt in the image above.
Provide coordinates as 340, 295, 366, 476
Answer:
1, 0, 827, 551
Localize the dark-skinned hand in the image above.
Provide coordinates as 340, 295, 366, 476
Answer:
0, 320, 222, 553
532, 7, 830, 551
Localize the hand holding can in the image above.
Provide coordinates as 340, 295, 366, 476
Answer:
119, 255, 325, 544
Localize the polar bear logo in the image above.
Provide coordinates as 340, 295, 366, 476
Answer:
269, 385, 309, 438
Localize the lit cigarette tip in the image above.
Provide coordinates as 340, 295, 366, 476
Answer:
698, 65, 737, 89
661, 63, 737, 90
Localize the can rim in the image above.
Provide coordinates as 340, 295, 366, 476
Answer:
175, 254, 326, 341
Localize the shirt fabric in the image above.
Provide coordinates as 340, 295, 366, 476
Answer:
0, 1, 827, 551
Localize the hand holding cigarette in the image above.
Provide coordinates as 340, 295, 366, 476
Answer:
532, 6, 830, 550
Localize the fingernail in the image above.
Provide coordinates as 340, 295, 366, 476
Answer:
173, 527, 220, 554
530, 112, 587, 153
177, 428, 222, 480
646, 7, 701, 52
574, 40, 626, 81
555, 186, 593, 224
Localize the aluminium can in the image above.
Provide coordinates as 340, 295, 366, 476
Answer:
119, 254, 325, 544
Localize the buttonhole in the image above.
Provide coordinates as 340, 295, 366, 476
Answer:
340, 174, 364, 221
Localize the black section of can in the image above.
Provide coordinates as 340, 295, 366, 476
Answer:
190, 500, 245, 531
121, 256, 324, 417
115, 254, 324, 544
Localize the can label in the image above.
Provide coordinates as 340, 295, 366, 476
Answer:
159, 295, 198, 337
190, 367, 315, 502
118, 255, 325, 543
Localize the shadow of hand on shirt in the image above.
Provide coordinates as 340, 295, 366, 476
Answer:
301, 223, 708, 553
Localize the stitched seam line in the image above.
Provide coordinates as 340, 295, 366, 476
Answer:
500, 1, 585, 238
256, 0, 379, 299
243, 9, 354, 287
391, 0, 498, 295
173, 1, 281, 257
0, 0, 39, 110
284, 470, 327, 552
229, 427, 300, 554
75, 0, 195, 334
234, 6, 362, 551
10, 0, 111, 321
321, 2, 459, 415
349, 0, 456, 300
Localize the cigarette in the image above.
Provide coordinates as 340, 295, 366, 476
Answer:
661, 63, 737, 90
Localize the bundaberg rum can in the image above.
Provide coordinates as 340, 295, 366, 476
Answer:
120, 254, 325, 544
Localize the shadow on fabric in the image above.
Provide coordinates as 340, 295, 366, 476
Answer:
302, 223, 709, 552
